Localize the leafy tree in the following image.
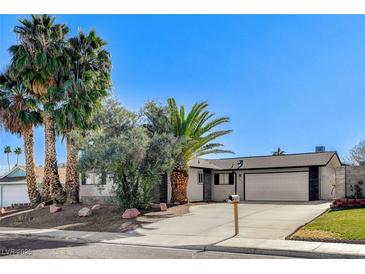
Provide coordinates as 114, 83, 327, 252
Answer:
166, 98, 233, 204
55, 30, 111, 203
349, 139, 365, 165
0, 73, 42, 205
272, 147, 285, 156
3, 146, 12, 171
77, 98, 178, 210
8, 14, 69, 203
14, 147, 22, 166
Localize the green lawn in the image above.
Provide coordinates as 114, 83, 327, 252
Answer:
291, 208, 365, 242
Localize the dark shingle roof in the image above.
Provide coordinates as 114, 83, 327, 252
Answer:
189, 151, 339, 170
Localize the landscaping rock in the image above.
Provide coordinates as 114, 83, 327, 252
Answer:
78, 207, 92, 217
91, 204, 101, 211
0, 207, 6, 214
50, 204, 62, 214
35, 202, 45, 209
122, 208, 140, 219
160, 203, 168, 211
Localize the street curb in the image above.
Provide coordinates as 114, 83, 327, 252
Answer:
2, 231, 365, 259
205, 245, 365, 259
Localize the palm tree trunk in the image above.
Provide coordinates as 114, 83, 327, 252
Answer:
23, 126, 42, 206
170, 166, 189, 204
65, 132, 80, 203
7, 154, 10, 171
43, 112, 66, 203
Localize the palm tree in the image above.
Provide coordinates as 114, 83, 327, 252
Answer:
272, 147, 285, 156
167, 98, 233, 204
9, 14, 69, 203
4, 146, 12, 171
0, 73, 42, 205
14, 147, 22, 166
55, 30, 111, 203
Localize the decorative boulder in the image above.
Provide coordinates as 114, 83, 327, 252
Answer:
0, 207, 6, 214
78, 207, 92, 217
50, 204, 62, 214
160, 203, 168, 211
35, 202, 45, 209
122, 208, 140, 219
91, 204, 101, 211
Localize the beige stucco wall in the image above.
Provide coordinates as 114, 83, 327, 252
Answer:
319, 156, 341, 200
211, 171, 235, 201
187, 169, 204, 201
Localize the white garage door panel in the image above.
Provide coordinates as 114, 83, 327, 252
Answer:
245, 172, 309, 201
2, 184, 29, 207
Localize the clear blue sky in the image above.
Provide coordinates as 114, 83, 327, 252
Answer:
1, 15, 365, 169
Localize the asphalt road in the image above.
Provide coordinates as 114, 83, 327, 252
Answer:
0, 235, 292, 259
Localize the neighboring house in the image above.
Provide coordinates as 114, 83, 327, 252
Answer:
80, 149, 342, 203
0, 166, 66, 207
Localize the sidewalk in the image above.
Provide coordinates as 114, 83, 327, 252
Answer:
1, 226, 364, 258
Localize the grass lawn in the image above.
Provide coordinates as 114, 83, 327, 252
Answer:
291, 208, 365, 242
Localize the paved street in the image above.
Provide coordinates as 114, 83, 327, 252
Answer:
0, 235, 291, 259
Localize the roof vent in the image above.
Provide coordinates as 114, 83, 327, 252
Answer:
315, 146, 326, 152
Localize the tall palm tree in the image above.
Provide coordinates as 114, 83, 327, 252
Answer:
0, 73, 42, 205
4, 146, 12, 171
272, 147, 285, 156
167, 98, 233, 204
14, 147, 22, 166
55, 30, 111, 203
9, 14, 69, 203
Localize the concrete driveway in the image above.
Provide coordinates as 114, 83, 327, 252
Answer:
136, 201, 330, 240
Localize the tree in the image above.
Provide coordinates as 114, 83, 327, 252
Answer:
0, 73, 42, 205
9, 14, 69, 203
166, 98, 233, 204
77, 98, 178, 209
272, 147, 285, 156
349, 139, 365, 165
14, 147, 22, 166
55, 30, 111, 203
4, 146, 12, 171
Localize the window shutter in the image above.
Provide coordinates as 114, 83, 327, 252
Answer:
214, 173, 220, 185
229, 173, 234, 185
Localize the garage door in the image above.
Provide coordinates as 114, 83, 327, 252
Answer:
245, 172, 309, 201
1, 184, 29, 207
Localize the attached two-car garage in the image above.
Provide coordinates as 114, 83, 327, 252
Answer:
245, 172, 309, 201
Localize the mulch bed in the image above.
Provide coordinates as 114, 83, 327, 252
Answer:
0, 203, 193, 233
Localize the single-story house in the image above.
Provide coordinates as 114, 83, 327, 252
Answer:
0, 166, 66, 207
80, 150, 342, 203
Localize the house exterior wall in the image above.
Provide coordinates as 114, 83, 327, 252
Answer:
319, 156, 340, 199
79, 173, 114, 204
211, 170, 235, 201
187, 169, 204, 201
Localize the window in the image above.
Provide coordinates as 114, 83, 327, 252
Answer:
198, 172, 204, 184
214, 173, 235, 185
